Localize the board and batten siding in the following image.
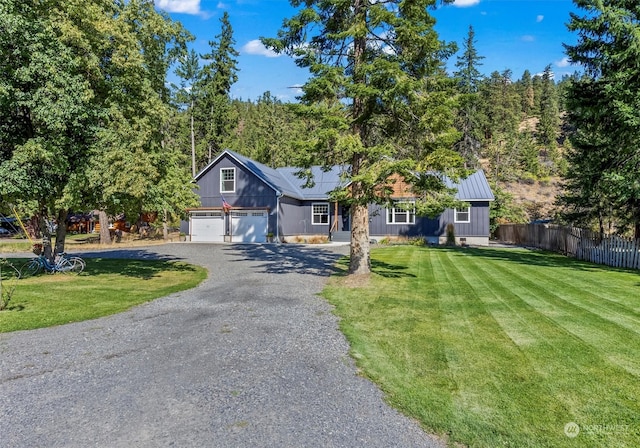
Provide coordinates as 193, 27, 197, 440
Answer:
368, 201, 490, 241
279, 197, 332, 236
368, 204, 440, 239
440, 201, 491, 237
196, 154, 278, 234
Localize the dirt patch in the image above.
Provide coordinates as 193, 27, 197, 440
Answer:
339, 273, 372, 288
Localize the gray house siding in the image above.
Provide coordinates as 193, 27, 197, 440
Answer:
196, 154, 278, 235
279, 197, 332, 236
440, 202, 490, 237
368, 204, 441, 239
368, 201, 490, 241
198, 155, 276, 208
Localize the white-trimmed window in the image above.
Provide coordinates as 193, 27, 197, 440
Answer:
455, 206, 471, 223
387, 201, 415, 225
220, 168, 235, 193
312, 203, 329, 225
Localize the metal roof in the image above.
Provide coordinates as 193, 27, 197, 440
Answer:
200, 150, 493, 202
445, 170, 495, 201
276, 165, 349, 199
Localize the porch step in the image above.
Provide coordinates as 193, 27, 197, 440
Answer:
331, 231, 351, 242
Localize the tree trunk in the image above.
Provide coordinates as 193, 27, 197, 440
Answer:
98, 210, 111, 245
191, 100, 196, 177
348, 153, 371, 275
349, 201, 371, 275
54, 209, 68, 256
162, 209, 169, 241
347, 2, 371, 275
39, 211, 54, 263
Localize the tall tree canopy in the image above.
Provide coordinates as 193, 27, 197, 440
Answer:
453, 25, 484, 167
263, 0, 466, 274
196, 11, 239, 168
0, 0, 197, 254
563, 0, 640, 238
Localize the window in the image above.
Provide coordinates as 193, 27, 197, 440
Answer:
387, 201, 415, 225
312, 203, 329, 225
455, 207, 471, 223
220, 168, 235, 193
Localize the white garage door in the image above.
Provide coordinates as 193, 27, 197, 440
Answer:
190, 211, 224, 242
231, 210, 268, 243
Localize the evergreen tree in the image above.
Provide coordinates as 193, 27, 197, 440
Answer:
518, 70, 535, 116
536, 64, 560, 153
478, 70, 521, 181
198, 12, 239, 167
263, 0, 465, 275
563, 0, 640, 238
453, 25, 485, 167
454, 25, 484, 94
174, 49, 201, 177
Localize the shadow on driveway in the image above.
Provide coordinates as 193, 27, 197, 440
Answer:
223, 244, 349, 277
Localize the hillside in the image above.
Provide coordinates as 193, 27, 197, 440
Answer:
500, 177, 563, 221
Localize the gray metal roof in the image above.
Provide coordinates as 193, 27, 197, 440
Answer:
445, 170, 495, 201
201, 150, 493, 202
277, 165, 349, 199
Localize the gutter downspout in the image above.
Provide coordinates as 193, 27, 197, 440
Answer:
275, 193, 282, 243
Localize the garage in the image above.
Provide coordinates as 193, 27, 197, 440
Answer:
231, 210, 268, 243
190, 211, 224, 242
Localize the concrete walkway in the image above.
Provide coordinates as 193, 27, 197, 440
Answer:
0, 243, 445, 447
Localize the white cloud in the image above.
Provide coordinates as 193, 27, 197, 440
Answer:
555, 57, 571, 68
522, 35, 535, 42
453, 0, 481, 7
242, 40, 281, 58
536, 15, 544, 23
156, 0, 201, 15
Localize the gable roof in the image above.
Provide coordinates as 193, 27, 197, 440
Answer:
196, 149, 493, 202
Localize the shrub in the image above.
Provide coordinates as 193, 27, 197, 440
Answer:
446, 223, 456, 246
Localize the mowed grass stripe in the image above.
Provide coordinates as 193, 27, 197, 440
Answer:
325, 246, 640, 448
438, 248, 640, 446
433, 249, 569, 447
510, 253, 640, 335
458, 252, 633, 396
471, 249, 640, 377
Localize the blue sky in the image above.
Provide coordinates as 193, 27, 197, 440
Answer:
157, 0, 580, 102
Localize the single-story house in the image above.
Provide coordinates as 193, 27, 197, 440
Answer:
185, 149, 494, 245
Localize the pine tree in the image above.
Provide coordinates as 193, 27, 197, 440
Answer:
518, 70, 535, 116
453, 25, 485, 167
536, 64, 560, 154
454, 25, 484, 94
198, 12, 239, 167
174, 49, 201, 177
263, 0, 465, 275
563, 0, 640, 237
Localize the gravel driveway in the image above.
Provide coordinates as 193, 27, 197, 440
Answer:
0, 243, 445, 448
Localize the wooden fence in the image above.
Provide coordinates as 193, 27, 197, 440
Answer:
495, 224, 640, 270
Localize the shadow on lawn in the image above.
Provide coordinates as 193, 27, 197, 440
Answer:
371, 259, 415, 278
437, 245, 640, 275
82, 257, 197, 280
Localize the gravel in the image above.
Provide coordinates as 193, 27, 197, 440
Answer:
0, 243, 445, 448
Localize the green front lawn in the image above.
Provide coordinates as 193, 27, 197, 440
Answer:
0, 258, 207, 333
324, 246, 640, 447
